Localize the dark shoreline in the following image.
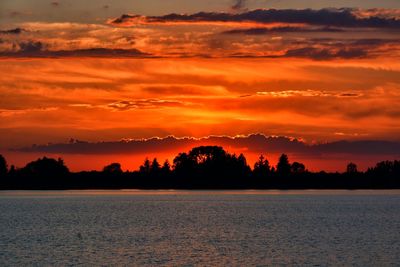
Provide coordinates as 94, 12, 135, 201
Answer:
2, 146, 399, 191
2, 183, 400, 191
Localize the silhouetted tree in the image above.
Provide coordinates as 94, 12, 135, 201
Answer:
151, 158, 161, 174
21, 157, 69, 178
291, 162, 306, 174
8, 165, 16, 177
277, 154, 291, 177
346, 162, 358, 174
270, 166, 276, 174
232, 153, 251, 179
366, 160, 400, 178
2, 145, 400, 190
237, 154, 248, 168
0, 154, 7, 177
161, 160, 171, 173
139, 158, 151, 174
173, 152, 195, 174
253, 155, 271, 178
173, 146, 251, 184
189, 146, 227, 165
103, 163, 122, 174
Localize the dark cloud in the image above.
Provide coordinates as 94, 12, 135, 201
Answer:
0, 28, 24, 35
295, 38, 400, 47
15, 134, 400, 156
112, 14, 141, 24
0, 47, 151, 58
339, 93, 361, 97
49, 48, 150, 57
51, 1, 60, 7
284, 47, 367, 60
222, 26, 344, 35
334, 48, 368, 59
224, 27, 271, 35
281, 38, 400, 59
231, 46, 370, 60
110, 8, 400, 29
19, 41, 44, 53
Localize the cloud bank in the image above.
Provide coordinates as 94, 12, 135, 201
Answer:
109, 8, 400, 28
0, 28, 24, 35
15, 134, 400, 157
0, 43, 150, 58
0, 8, 399, 59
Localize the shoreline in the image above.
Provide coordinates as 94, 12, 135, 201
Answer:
1, 189, 400, 197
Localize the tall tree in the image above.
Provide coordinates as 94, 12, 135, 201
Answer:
161, 160, 171, 173
346, 162, 358, 174
277, 154, 291, 177
0, 154, 7, 177
253, 155, 270, 177
139, 158, 151, 174
151, 158, 161, 174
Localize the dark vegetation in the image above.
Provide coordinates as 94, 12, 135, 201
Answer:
0, 146, 399, 190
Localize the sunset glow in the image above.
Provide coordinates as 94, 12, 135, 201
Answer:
1, 0, 400, 171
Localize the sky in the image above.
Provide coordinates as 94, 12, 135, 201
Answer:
1, 0, 400, 171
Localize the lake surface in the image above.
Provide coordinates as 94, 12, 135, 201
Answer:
1, 190, 400, 266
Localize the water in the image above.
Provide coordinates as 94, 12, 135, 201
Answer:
0, 190, 400, 266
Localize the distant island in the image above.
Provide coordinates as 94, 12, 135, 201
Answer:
1, 146, 399, 190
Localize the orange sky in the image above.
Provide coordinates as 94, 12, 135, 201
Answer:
1, 57, 399, 171
1, 57, 399, 146
1, 5, 400, 171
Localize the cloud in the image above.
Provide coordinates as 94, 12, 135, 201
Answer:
222, 26, 344, 35
284, 47, 368, 60
106, 99, 184, 111
0, 46, 151, 58
18, 41, 44, 54
2, 57, 399, 149
0, 28, 24, 35
339, 93, 361, 97
15, 134, 400, 156
49, 48, 150, 57
353, 8, 400, 20
278, 38, 400, 60
109, 8, 400, 29
0, 14, 396, 60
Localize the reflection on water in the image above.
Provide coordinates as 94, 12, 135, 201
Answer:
0, 191, 400, 266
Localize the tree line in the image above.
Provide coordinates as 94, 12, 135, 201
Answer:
1, 146, 399, 189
